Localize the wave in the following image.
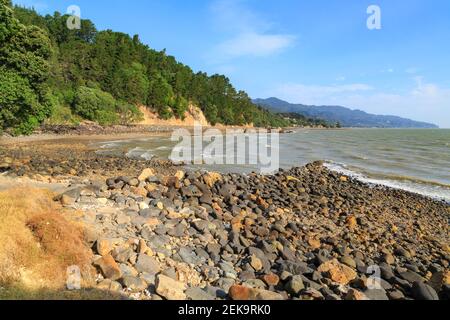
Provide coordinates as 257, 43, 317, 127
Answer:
125, 147, 154, 161
324, 161, 450, 202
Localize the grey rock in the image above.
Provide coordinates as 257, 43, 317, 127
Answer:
135, 254, 160, 275
243, 279, 267, 289
388, 289, 405, 300
364, 289, 389, 301
119, 264, 138, 277
215, 278, 235, 293
400, 271, 426, 284
185, 287, 215, 300
177, 247, 202, 265
205, 285, 227, 299
411, 282, 439, 300
167, 223, 186, 237
285, 275, 305, 296
139, 208, 161, 218
122, 276, 148, 292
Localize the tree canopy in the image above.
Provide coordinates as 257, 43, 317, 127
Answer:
0, 0, 53, 134
1, 3, 289, 134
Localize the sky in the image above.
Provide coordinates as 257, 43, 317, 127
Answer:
12, 0, 450, 127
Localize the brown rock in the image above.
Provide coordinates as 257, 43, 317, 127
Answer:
256, 197, 269, 210
97, 279, 122, 292
261, 274, 280, 286
231, 217, 243, 232
145, 183, 158, 192
155, 274, 187, 300
164, 176, 181, 189
382, 253, 395, 265
308, 237, 321, 249
203, 172, 222, 188
60, 194, 76, 206
345, 289, 369, 300
346, 216, 358, 229
229, 285, 284, 301
130, 186, 148, 197
96, 238, 112, 256
94, 254, 122, 281
138, 168, 155, 182
250, 255, 263, 272
138, 239, 154, 256
229, 285, 250, 300
145, 218, 161, 227
318, 259, 357, 285
174, 170, 185, 181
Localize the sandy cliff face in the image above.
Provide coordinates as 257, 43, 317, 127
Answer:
138, 104, 209, 127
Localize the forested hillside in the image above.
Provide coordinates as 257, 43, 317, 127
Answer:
254, 98, 438, 128
0, 1, 287, 135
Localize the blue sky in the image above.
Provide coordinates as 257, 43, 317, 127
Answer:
13, 0, 450, 127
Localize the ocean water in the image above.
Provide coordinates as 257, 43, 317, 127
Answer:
95, 129, 450, 202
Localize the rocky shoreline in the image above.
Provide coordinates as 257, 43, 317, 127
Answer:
49, 161, 449, 301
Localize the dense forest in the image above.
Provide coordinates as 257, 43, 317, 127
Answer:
0, 1, 289, 135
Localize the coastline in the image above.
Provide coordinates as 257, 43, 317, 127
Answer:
0, 131, 449, 300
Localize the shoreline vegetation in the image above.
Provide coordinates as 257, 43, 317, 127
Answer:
3, 2, 331, 137
0, 132, 449, 301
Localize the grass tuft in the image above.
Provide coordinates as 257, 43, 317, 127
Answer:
0, 187, 99, 298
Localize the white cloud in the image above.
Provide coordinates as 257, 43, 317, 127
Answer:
270, 79, 450, 128
217, 32, 295, 58
209, 0, 296, 61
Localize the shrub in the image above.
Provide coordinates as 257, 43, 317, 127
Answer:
73, 86, 118, 125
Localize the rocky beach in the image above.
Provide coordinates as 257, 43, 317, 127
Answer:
1, 134, 448, 301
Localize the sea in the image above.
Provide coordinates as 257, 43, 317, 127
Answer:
95, 129, 450, 202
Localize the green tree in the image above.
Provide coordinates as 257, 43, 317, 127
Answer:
172, 95, 188, 119
147, 71, 173, 119
112, 62, 149, 105
2, 4, 290, 133
0, 0, 53, 134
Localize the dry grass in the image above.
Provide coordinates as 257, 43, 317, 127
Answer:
0, 187, 97, 298
0, 285, 125, 300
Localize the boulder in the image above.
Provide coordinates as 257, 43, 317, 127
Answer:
94, 254, 122, 281
318, 259, 357, 285
135, 254, 160, 275
411, 282, 439, 300
122, 276, 148, 292
155, 274, 187, 300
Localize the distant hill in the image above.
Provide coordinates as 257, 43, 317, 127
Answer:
253, 97, 439, 129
